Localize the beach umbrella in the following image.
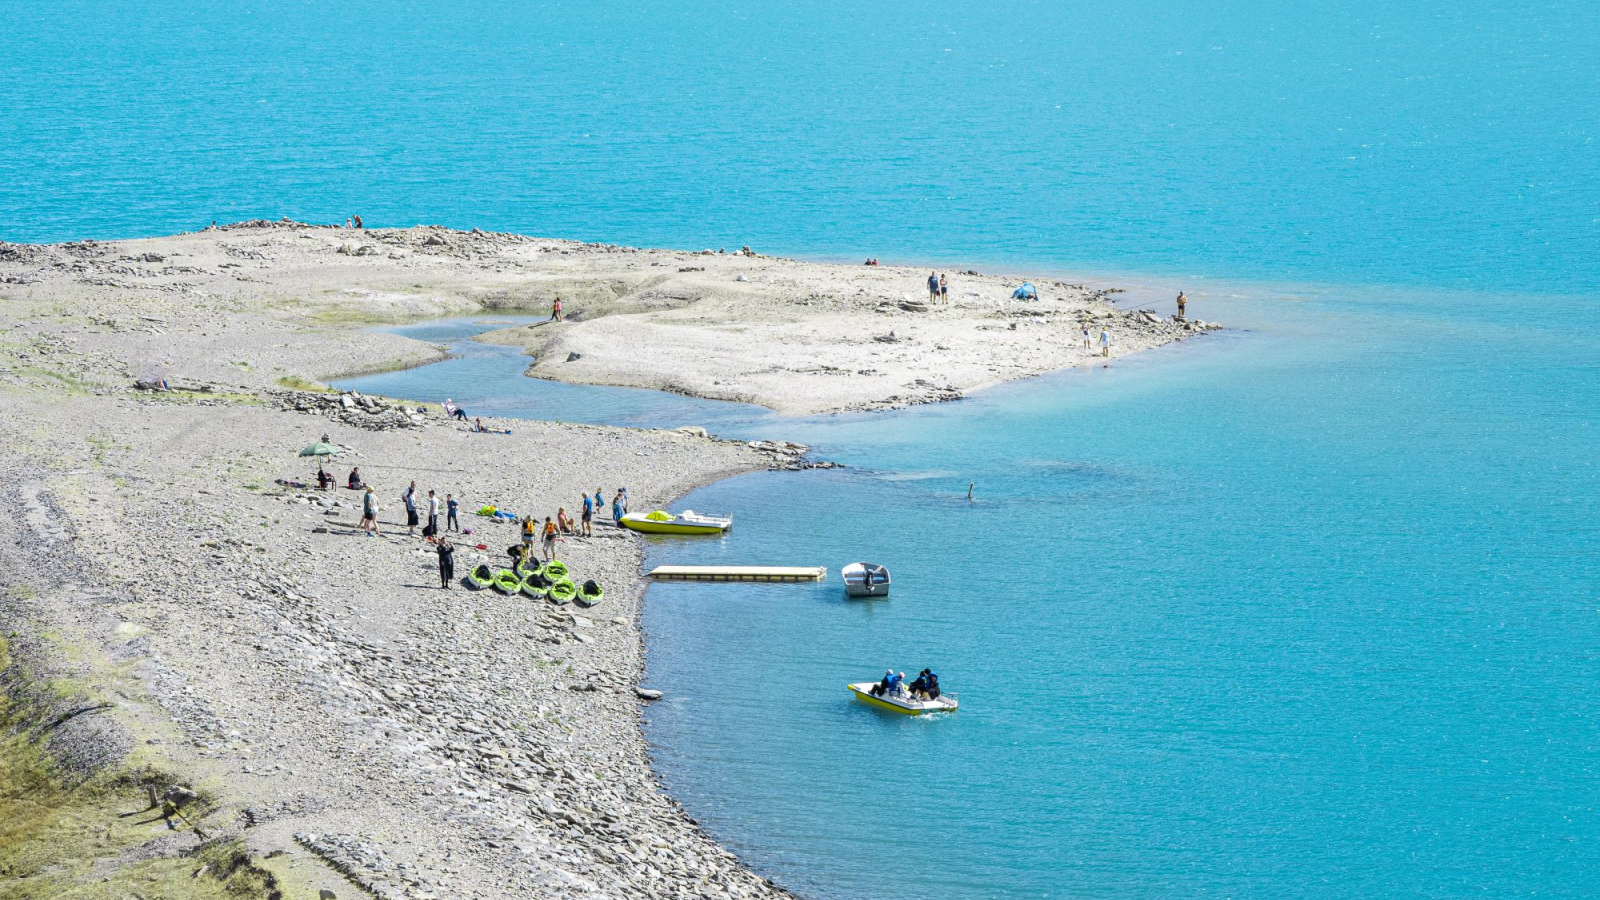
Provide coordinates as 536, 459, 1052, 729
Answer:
298, 442, 340, 458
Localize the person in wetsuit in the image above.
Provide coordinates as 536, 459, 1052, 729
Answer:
436, 537, 455, 589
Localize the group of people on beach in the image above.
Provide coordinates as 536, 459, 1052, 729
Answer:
926, 272, 949, 303
320, 462, 630, 589
869, 668, 941, 701
342, 215, 364, 229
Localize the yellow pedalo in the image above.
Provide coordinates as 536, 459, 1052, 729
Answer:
847, 682, 958, 715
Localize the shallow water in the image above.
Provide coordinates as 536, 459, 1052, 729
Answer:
341, 284, 1600, 899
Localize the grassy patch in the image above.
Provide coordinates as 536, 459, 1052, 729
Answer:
0, 641, 284, 900
275, 375, 335, 393
14, 367, 93, 396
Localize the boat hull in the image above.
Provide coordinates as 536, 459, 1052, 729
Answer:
620, 519, 727, 535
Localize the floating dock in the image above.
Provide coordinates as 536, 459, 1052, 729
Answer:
647, 565, 827, 583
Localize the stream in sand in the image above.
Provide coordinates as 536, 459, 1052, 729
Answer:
339, 278, 1600, 900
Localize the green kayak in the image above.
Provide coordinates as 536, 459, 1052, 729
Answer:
520, 573, 549, 600
516, 559, 544, 581
466, 564, 495, 591
547, 578, 577, 605
544, 560, 569, 581
575, 579, 603, 608
492, 569, 521, 594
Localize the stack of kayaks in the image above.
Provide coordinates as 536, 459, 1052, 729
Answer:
547, 579, 577, 605
466, 564, 495, 591
576, 580, 604, 607
492, 569, 521, 594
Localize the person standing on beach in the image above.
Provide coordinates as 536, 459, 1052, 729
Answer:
360, 486, 380, 536
1081, 323, 1092, 351
402, 481, 418, 536
1100, 329, 1111, 358
521, 514, 537, 550
542, 516, 559, 561
551, 296, 564, 322
446, 493, 459, 532
436, 536, 455, 589
939, 274, 949, 303
1176, 291, 1187, 320
612, 490, 624, 525
927, 272, 939, 302
581, 493, 594, 536
353, 214, 363, 229
594, 488, 605, 520
426, 489, 440, 538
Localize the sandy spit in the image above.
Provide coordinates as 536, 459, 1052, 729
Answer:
0, 221, 1214, 899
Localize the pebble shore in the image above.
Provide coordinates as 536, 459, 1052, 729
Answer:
0, 222, 1207, 898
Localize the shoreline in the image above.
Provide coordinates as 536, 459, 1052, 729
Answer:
0, 222, 1209, 899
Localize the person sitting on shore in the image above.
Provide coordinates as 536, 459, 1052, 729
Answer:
444, 398, 469, 420
557, 507, 576, 534
473, 417, 487, 433
347, 467, 364, 489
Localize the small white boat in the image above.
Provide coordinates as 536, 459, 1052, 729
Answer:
618, 509, 732, 535
847, 682, 957, 715
841, 562, 890, 598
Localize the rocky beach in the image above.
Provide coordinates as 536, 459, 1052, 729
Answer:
0, 221, 1213, 899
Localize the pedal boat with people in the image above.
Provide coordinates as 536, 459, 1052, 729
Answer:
618, 509, 732, 536
847, 682, 958, 715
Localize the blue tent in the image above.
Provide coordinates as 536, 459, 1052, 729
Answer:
1011, 282, 1037, 300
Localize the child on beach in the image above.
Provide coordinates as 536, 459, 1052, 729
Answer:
939, 274, 948, 303
551, 296, 564, 322
1100, 329, 1111, 358
1081, 324, 1091, 350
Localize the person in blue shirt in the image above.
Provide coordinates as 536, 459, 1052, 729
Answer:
870, 670, 894, 697
580, 492, 594, 537
445, 494, 460, 532
612, 489, 625, 525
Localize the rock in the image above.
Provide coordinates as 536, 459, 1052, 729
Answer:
735, 275, 748, 282
635, 688, 663, 701
503, 780, 535, 794
321, 890, 338, 900
675, 426, 709, 438
339, 394, 355, 409
566, 352, 582, 362
899, 300, 927, 313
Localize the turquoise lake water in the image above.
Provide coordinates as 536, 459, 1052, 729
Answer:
342, 288, 1599, 899
12, 1, 1600, 896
